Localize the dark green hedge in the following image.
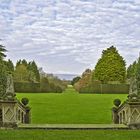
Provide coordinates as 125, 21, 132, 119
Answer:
14, 82, 64, 93
101, 84, 129, 94
79, 84, 129, 94
14, 82, 40, 93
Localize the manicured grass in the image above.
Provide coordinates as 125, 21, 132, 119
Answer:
0, 86, 138, 140
17, 86, 127, 124
0, 130, 140, 140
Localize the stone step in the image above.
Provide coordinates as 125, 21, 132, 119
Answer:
18, 124, 129, 130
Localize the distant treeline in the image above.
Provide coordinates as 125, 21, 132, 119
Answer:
0, 45, 67, 93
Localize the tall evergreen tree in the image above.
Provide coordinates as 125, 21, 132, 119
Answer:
94, 46, 126, 83
27, 61, 40, 82
0, 45, 7, 96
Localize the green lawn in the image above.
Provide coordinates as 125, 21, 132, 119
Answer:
17, 86, 127, 124
1, 86, 137, 140
0, 130, 140, 140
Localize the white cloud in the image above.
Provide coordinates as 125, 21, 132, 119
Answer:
0, 0, 140, 74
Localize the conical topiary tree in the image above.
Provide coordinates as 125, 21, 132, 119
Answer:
94, 46, 126, 83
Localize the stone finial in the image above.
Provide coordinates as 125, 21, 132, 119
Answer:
129, 77, 137, 95
128, 77, 138, 101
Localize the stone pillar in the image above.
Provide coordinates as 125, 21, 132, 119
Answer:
1, 101, 17, 127
24, 107, 31, 124
112, 107, 119, 124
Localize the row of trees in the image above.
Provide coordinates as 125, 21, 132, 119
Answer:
14, 59, 40, 82
0, 45, 67, 93
72, 46, 133, 93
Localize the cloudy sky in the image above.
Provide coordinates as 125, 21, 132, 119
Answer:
0, 0, 140, 74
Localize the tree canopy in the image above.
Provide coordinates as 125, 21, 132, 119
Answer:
94, 46, 126, 83
71, 76, 81, 86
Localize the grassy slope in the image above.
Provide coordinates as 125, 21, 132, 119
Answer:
17, 86, 127, 124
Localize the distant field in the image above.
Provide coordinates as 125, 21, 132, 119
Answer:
17, 86, 127, 124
